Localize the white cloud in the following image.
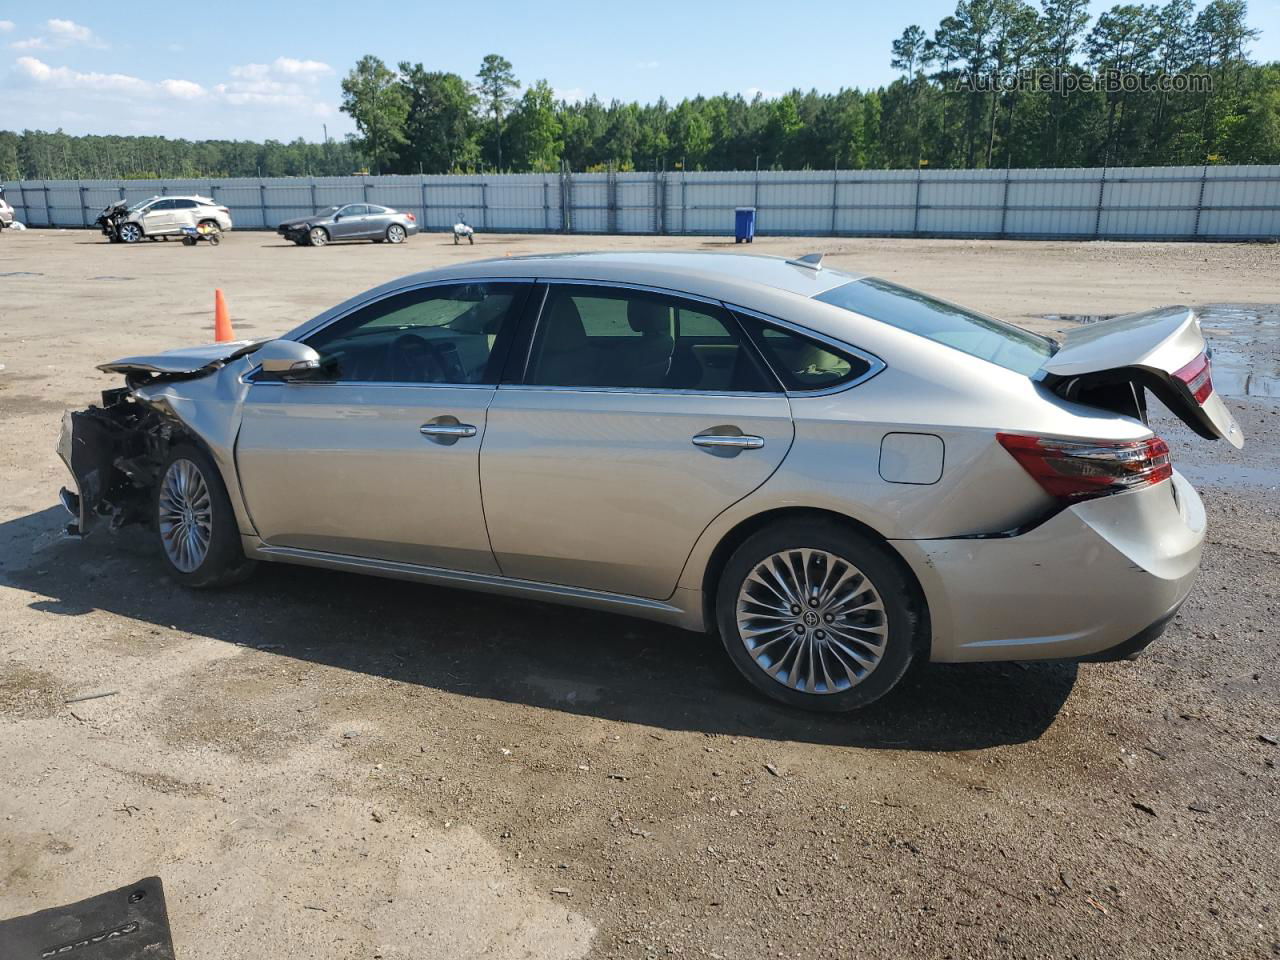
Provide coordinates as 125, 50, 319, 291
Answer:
160, 78, 206, 100
0, 20, 15, 33
272, 56, 332, 77
555, 87, 586, 104
636, 60, 661, 70
230, 57, 332, 81
10, 18, 105, 51
15, 56, 149, 94
744, 86, 782, 101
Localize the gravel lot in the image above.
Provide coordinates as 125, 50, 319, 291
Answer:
1, 229, 1278, 960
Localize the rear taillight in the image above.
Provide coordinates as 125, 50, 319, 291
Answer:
405, 213, 416, 222
1174, 351, 1213, 404
996, 433, 1172, 502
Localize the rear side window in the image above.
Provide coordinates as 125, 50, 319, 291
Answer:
734, 313, 873, 391
815, 278, 1053, 376
525, 285, 777, 392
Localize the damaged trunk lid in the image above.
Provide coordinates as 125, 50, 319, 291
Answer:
1040, 306, 1244, 448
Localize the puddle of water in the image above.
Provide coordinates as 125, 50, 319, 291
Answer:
90, 275, 135, 281
0, 271, 43, 277
1176, 461, 1280, 489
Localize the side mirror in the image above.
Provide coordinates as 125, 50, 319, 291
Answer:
255, 340, 322, 380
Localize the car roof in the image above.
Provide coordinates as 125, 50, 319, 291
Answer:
395, 252, 864, 304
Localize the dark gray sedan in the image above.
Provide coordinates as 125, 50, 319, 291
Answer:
277, 204, 420, 247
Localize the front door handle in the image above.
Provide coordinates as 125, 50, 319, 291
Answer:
691, 434, 765, 450
420, 420, 477, 445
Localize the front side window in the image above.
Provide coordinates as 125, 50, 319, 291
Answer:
734, 313, 873, 391
815, 277, 1054, 376
303, 282, 530, 384
148, 199, 175, 211
339, 204, 367, 217
524, 285, 776, 392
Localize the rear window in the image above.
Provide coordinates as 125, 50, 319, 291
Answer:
815, 278, 1054, 376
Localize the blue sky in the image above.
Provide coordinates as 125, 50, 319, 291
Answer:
2, 0, 1278, 141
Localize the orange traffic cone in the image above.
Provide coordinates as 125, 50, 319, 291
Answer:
214, 288, 234, 343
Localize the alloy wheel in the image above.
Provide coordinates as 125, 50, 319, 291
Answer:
309, 227, 328, 247
735, 548, 888, 694
387, 224, 406, 243
158, 458, 213, 573
120, 223, 142, 243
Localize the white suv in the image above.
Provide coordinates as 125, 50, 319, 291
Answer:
0, 191, 14, 229
119, 196, 233, 242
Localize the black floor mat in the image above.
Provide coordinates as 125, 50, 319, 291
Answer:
0, 877, 175, 959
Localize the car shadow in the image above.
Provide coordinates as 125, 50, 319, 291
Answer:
1, 507, 1076, 750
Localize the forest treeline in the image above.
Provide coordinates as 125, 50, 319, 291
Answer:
2, 0, 1276, 182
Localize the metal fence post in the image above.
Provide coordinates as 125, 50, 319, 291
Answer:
259, 183, 267, 229
480, 180, 488, 231
606, 162, 617, 234
1193, 164, 1208, 238
543, 179, 550, 232
999, 168, 1011, 238
830, 166, 838, 236
79, 183, 88, 227
42, 183, 51, 227
911, 169, 922, 236
15, 181, 26, 225
362, 177, 370, 204
1093, 166, 1107, 238
310, 178, 317, 213
420, 177, 429, 228
681, 172, 687, 235
654, 170, 665, 235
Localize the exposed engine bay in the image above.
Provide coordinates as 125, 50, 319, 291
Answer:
95, 200, 131, 243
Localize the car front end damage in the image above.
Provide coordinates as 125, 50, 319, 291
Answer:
57, 341, 265, 538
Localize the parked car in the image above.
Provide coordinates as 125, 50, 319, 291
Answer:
0, 188, 14, 229
56, 253, 1242, 711
114, 196, 233, 243
277, 204, 419, 246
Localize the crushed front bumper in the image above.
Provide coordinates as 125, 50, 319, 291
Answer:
895, 470, 1206, 662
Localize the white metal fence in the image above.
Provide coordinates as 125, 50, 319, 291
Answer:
6, 164, 1279, 240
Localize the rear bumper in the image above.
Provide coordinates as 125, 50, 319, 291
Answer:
894, 470, 1205, 662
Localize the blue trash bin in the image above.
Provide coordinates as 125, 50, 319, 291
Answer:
734, 207, 756, 244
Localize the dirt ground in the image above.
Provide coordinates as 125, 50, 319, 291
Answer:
1, 228, 1278, 960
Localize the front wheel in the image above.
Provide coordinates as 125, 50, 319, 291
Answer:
119, 222, 143, 243
154, 444, 256, 588
308, 226, 329, 247
715, 519, 923, 712
386, 224, 406, 244
467, 234, 474, 244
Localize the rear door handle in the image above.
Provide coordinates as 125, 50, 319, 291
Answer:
691, 434, 765, 450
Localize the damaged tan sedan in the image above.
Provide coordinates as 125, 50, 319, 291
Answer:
58, 253, 1242, 711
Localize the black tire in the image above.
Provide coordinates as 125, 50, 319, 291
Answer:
153, 443, 256, 589
182, 236, 196, 246
467, 234, 474, 244
714, 518, 924, 712
453, 234, 459, 244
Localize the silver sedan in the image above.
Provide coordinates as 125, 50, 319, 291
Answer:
57, 253, 1242, 711
276, 204, 420, 246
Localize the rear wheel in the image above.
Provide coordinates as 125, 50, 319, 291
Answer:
386, 223, 406, 244
468, 234, 474, 244
715, 519, 923, 712
154, 444, 256, 588
308, 226, 329, 247
119, 222, 143, 243
453, 234, 459, 245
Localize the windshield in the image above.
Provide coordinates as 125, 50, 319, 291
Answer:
814, 277, 1055, 376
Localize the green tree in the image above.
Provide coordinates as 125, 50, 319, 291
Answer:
476, 54, 520, 171
340, 55, 409, 173
507, 80, 563, 171
398, 64, 479, 172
